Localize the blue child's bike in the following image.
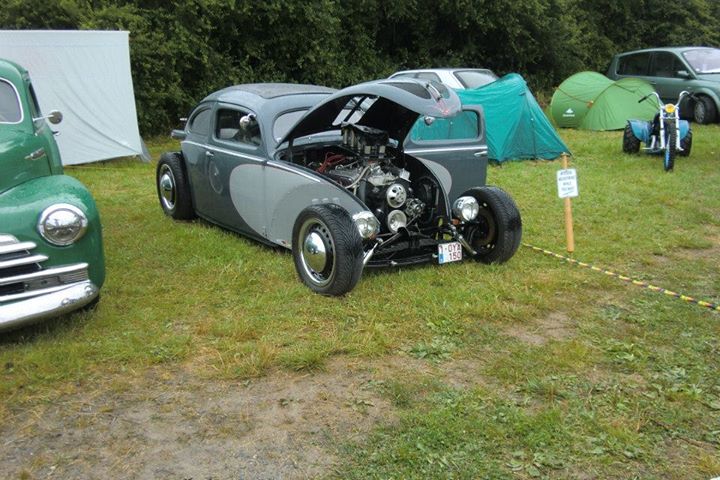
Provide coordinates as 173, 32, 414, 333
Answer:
622, 91, 693, 172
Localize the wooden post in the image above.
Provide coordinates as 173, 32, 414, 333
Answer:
562, 154, 575, 253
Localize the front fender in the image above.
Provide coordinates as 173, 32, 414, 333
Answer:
0, 175, 105, 288
228, 160, 370, 249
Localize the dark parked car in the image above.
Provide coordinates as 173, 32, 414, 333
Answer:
607, 46, 720, 124
156, 79, 521, 295
0, 59, 105, 331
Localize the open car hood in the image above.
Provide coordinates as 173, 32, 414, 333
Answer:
278, 79, 462, 145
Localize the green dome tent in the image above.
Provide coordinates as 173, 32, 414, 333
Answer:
550, 71, 658, 130
409, 73, 570, 162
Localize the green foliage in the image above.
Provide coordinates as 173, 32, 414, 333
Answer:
1, 0, 719, 133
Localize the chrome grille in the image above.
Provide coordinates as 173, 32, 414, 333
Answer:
0, 234, 89, 303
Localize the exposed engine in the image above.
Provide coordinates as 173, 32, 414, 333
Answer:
313, 124, 430, 234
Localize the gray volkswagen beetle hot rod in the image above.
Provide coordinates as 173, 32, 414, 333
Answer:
156, 79, 521, 295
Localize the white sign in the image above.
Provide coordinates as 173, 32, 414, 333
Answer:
557, 168, 578, 198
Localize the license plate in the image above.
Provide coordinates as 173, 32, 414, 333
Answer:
438, 242, 462, 264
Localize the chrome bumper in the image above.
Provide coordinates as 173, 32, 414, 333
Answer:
0, 281, 99, 332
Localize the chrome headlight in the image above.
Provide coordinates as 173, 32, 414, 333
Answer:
352, 211, 380, 239
453, 196, 480, 222
37, 204, 88, 246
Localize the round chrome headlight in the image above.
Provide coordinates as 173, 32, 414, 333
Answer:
387, 209, 407, 233
37, 204, 88, 246
453, 196, 480, 222
352, 211, 380, 239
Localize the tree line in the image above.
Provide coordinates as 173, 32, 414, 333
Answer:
2, 0, 718, 135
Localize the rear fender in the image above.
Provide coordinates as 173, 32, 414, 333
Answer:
628, 120, 651, 144
679, 120, 691, 139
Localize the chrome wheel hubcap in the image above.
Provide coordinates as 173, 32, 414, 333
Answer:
159, 165, 176, 211
298, 218, 334, 286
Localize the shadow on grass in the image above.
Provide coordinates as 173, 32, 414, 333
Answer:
0, 300, 99, 346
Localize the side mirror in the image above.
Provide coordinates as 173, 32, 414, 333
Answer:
677, 70, 691, 79
44, 110, 63, 124
423, 116, 435, 126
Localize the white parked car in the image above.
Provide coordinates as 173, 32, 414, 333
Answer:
389, 68, 498, 89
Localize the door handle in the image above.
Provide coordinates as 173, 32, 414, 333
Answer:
473, 151, 484, 157
205, 151, 215, 158
24, 148, 46, 161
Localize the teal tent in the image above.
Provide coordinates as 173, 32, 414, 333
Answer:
409, 73, 570, 162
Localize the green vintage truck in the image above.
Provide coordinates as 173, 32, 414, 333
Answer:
0, 58, 104, 331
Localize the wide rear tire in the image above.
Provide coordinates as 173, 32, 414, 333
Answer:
292, 204, 364, 296
156, 152, 195, 220
460, 186, 522, 264
622, 123, 640, 153
679, 130, 692, 157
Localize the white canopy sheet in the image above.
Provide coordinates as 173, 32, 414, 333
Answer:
0, 30, 144, 165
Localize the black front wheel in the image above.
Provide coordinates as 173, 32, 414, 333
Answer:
292, 204, 364, 296
459, 186, 522, 264
664, 128, 677, 172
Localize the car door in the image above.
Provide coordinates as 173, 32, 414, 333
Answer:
403, 105, 488, 202
648, 51, 690, 104
205, 104, 267, 234
1, 77, 54, 189
182, 102, 214, 215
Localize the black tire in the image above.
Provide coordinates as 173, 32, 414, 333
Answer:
292, 204, 364, 296
693, 96, 717, 124
156, 152, 195, 220
679, 129, 692, 157
622, 123, 641, 153
664, 127, 677, 172
460, 186, 522, 264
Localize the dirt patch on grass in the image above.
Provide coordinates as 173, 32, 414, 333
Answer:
0, 357, 396, 480
0, 353, 502, 479
504, 311, 576, 346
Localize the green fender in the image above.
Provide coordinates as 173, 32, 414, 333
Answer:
0, 174, 105, 288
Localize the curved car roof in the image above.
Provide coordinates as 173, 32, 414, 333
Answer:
203, 83, 336, 109
614, 46, 718, 56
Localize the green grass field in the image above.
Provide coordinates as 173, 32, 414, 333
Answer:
2, 125, 719, 478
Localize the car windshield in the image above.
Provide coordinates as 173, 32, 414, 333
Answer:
273, 109, 309, 142
682, 48, 720, 74
0, 79, 22, 123
454, 70, 498, 89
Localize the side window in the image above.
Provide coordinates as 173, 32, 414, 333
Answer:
410, 110, 480, 142
651, 52, 684, 78
215, 108, 261, 147
27, 83, 45, 130
0, 79, 22, 123
618, 53, 650, 75
27, 83, 41, 118
415, 71, 442, 83
188, 106, 211, 136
